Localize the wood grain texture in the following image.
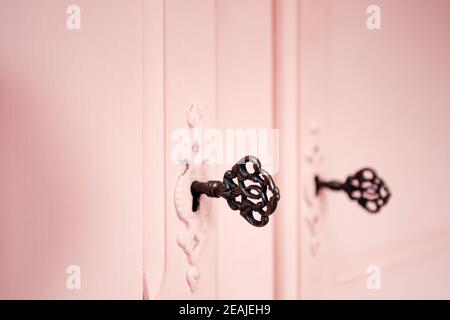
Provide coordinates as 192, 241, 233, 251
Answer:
0, 0, 143, 299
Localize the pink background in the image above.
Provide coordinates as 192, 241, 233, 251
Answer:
1, 0, 450, 299
0, 0, 143, 299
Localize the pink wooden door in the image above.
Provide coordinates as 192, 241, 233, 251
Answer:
145, 0, 450, 300
298, 0, 450, 299
0, 0, 277, 300
2, 0, 449, 301
144, 0, 276, 300
0, 0, 143, 299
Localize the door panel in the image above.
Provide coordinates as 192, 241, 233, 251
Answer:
143, 0, 166, 301
2, 0, 448, 301
156, 0, 218, 299
0, 0, 143, 299
147, 0, 276, 300
299, 0, 450, 299
216, 0, 274, 300
0, 0, 277, 300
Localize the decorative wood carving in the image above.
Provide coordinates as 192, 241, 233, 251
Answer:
173, 104, 210, 293
303, 124, 324, 257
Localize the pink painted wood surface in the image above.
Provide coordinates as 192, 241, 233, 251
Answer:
215, 0, 275, 300
2, 0, 449, 300
156, 0, 218, 299
143, 0, 166, 300
299, 0, 450, 299
273, 0, 300, 300
147, 0, 276, 299
0, 0, 143, 299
